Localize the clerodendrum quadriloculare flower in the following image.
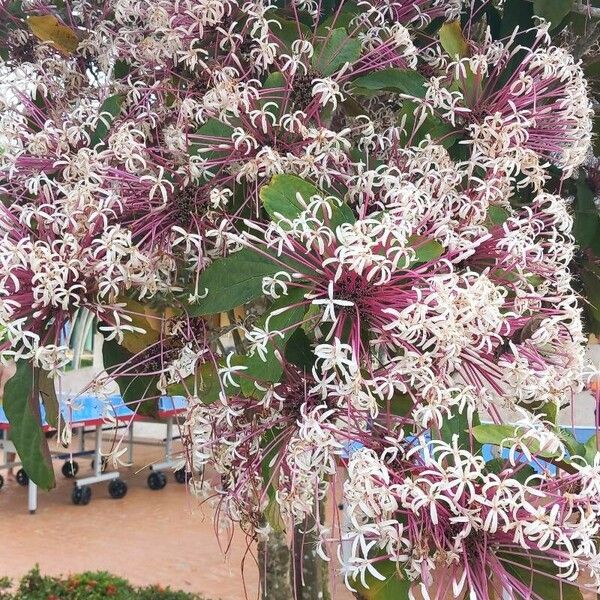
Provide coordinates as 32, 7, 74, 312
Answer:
0, 0, 599, 597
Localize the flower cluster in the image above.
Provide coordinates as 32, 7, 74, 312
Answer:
1, 0, 598, 597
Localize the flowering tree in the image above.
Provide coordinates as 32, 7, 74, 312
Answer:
1, 0, 600, 598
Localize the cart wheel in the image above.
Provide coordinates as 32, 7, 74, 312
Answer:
72, 485, 92, 506
62, 460, 79, 478
147, 471, 167, 490
16, 469, 29, 487
174, 468, 190, 484
0, 474, 4, 490
91, 457, 108, 473
108, 478, 128, 499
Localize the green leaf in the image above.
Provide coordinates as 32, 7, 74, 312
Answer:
397, 100, 460, 149
532, 0, 573, 29
188, 248, 287, 316
90, 94, 124, 147
580, 262, 600, 323
312, 28, 362, 76
3, 361, 55, 490
167, 361, 225, 404
352, 68, 427, 98
573, 180, 598, 249
285, 328, 315, 371
352, 559, 411, 600
190, 118, 234, 161
498, 550, 583, 600
260, 174, 355, 230
101, 337, 159, 417
318, 1, 359, 30
485, 458, 536, 484
409, 237, 444, 265
558, 427, 586, 458
439, 21, 469, 58
582, 433, 599, 464
472, 424, 560, 459
240, 288, 308, 396
113, 59, 130, 79
271, 15, 310, 49
440, 407, 481, 452
486, 205, 509, 226
500, 0, 535, 37
38, 369, 58, 429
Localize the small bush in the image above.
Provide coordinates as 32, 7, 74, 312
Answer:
0, 567, 207, 600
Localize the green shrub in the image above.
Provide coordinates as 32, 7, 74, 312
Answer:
1, 567, 207, 599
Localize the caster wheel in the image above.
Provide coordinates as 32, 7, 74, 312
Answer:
174, 468, 191, 484
91, 457, 108, 473
0, 474, 4, 490
72, 485, 92, 506
147, 471, 167, 490
62, 460, 79, 478
16, 469, 29, 487
108, 478, 127, 499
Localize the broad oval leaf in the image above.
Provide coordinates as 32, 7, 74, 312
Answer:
188, 248, 286, 316
312, 28, 361, 76
498, 550, 583, 600
352, 68, 427, 98
240, 287, 308, 396
409, 237, 444, 265
472, 423, 560, 459
532, 0, 573, 29
439, 21, 469, 58
101, 337, 160, 417
3, 361, 55, 490
260, 174, 355, 230
90, 95, 124, 148
27, 14, 79, 55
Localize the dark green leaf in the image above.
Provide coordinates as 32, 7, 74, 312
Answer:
101, 337, 159, 417
271, 15, 310, 49
312, 28, 362, 76
167, 361, 226, 404
397, 100, 460, 149
440, 407, 481, 452
485, 458, 536, 484
89, 94, 124, 148
500, 0, 535, 37
498, 550, 583, 600
486, 205, 509, 226
260, 174, 355, 230
3, 361, 55, 490
285, 328, 315, 371
532, 0, 573, 29
188, 248, 287, 316
240, 287, 308, 396
573, 180, 598, 249
38, 369, 58, 428
352, 68, 427, 98
190, 118, 234, 161
113, 59, 130, 79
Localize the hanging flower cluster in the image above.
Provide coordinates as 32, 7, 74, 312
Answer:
0, 0, 598, 597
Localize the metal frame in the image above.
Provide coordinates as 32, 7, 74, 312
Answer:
0, 437, 38, 513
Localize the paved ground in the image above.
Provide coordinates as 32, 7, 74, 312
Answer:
0, 423, 356, 600
0, 426, 259, 600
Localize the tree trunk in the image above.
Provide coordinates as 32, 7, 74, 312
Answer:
258, 530, 293, 600
292, 511, 331, 600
